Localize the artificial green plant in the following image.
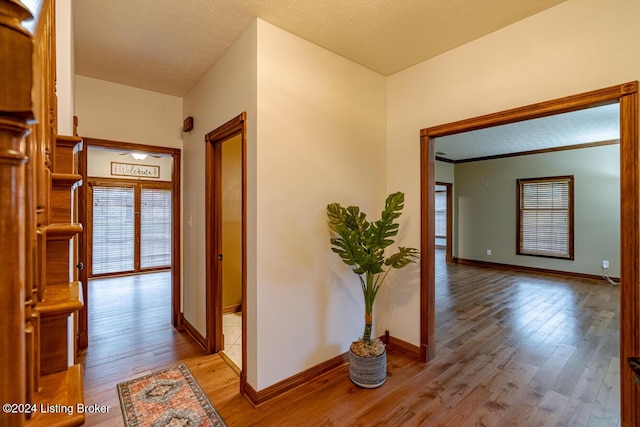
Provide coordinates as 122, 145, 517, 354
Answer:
327, 192, 419, 345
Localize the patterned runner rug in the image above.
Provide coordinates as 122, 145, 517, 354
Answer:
117, 364, 227, 427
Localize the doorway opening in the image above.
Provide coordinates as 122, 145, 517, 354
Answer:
77, 138, 182, 351
420, 82, 638, 424
205, 113, 247, 393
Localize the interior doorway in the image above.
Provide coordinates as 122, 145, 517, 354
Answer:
205, 113, 247, 391
77, 138, 182, 351
420, 82, 638, 425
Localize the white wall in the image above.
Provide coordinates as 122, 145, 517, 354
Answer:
181, 19, 258, 383
56, 0, 74, 135
164, 18, 387, 392
254, 20, 386, 390
87, 147, 173, 181
385, 0, 640, 346
454, 145, 620, 277
74, 76, 183, 148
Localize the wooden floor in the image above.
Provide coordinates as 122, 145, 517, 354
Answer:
79, 253, 620, 426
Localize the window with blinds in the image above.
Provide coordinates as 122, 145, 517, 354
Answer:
435, 190, 447, 238
517, 176, 574, 259
140, 188, 172, 269
92, 186, 135, 274
90, 181, 172, 277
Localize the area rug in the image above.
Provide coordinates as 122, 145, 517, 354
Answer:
117, 364, 227, 427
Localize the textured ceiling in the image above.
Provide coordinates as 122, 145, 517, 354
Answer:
434, 104, 620, 162
73, 0, 566, 97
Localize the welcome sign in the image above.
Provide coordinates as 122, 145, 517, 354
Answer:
110, 162, 160, 179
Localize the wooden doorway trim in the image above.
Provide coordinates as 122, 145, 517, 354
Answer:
82, 138, 182, 329
420, 82, 638, 426
205, 112, 248, 394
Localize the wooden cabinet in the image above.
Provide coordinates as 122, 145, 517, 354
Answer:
0, 1, 85, 426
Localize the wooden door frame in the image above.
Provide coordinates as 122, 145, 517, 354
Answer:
82, 138, 182, 328
435, 181, 453, 263
420, 82, 638, 426
77, 139, 89, 348
205, 112, 248, 394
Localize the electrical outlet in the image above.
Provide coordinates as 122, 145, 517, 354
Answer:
602, 260, 609, 269
486, 249, 492, 256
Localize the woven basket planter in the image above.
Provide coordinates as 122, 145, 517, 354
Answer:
349, 349, 387, 388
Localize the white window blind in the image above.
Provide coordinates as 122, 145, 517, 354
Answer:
140, 188, 172, 269
517, 176, 574, 259
435, 190, 447, 238
92, 186, 135, 274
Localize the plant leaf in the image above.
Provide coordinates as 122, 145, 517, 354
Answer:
327, 203, 347, 232
365, 192, 404, 251
384, 247, 420, 269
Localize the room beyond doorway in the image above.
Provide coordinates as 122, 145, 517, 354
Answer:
80, 137, 182, 345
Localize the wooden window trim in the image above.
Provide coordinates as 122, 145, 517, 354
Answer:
516, 175, 574, 260
88, 177, 172, 278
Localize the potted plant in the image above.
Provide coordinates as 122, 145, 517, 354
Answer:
327, 191, 419, 388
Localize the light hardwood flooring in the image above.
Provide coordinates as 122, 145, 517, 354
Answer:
79, 253, 620, 426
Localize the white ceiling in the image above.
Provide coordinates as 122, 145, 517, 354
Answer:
73, 0, 566, 97
73, 0, 614, 159
434, 103, 620, 162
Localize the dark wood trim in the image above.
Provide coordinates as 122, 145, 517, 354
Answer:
204, 114, 247, 143
223, 304, 242, 315
181, 316, 208, 354
243, 351, 349, 407
172, 150, 182, 328
89, 267, 172, 280
77, 138, 89, 350
205, 112, 248, 396
435, 156, 455, 164
385, 335, 421, 360
134, 177, 141, 270
83, 137, 178, 155
87, 177, 172, 186
241, 335, 419, 407
242, 383, 259, 409
421, 83, 634, 139
420, 126, 436, 363
239, 114, 248, 395
619, 85, 639, 427
455, 258, 620, 282
175, 312, 184, 332
421, 81, 638, 426
205, 136, 215, 353
453, 139, 619, 164
219, 351, 241, 376
516, 175, 574, 260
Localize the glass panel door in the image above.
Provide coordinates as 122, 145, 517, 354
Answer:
91, 185, 135, 274
140, 188, 172, 269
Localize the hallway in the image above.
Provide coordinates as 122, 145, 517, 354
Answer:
78, 272, 205, 426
